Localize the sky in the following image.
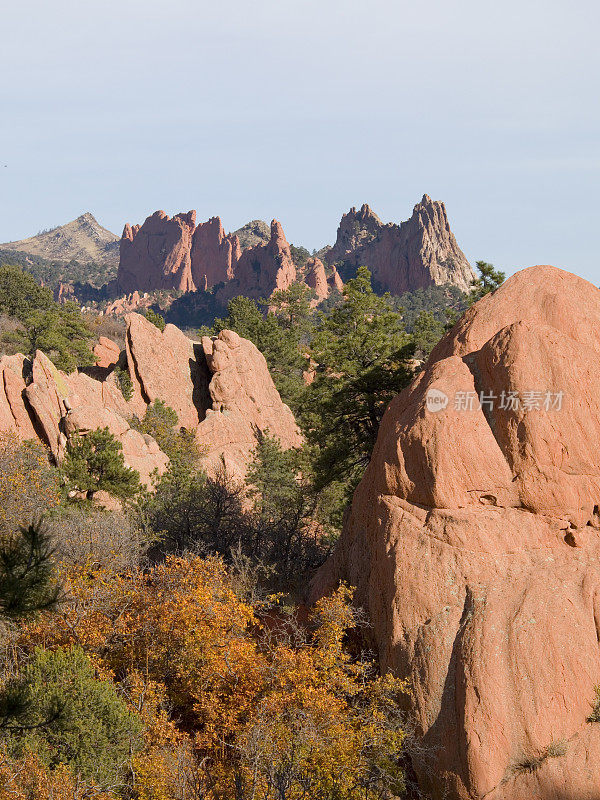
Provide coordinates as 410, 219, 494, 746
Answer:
1, 0, 599, 283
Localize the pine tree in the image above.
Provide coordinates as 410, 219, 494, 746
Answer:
144, 308, 166, 331
469, 260, 506, 304
61, 427, 141, 501
0, 521, 60, 619
412, 309, 446, 356
305, 267, 413, 515
0, 646, 142, 790
0, 265, 94, 372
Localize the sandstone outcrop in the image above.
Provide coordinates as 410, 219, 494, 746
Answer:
115, 197, 471, 300
304, 257, 328, 301
93, 336, 121, 369
118, 210, 197, 293
0, 355, 37, 439
303, 257, 344, 304
312, 265, 600, 800
0, 313, 301, 491
327, 195, 475, 294
124, 313, 212, 429
104, 291, 152, 316
214, 219, 297, 301
197, 329, 302, 479
327, 264, 344, 294
0, 349, 166, 486
116, 211, 298, 300
190, 217, 240, 289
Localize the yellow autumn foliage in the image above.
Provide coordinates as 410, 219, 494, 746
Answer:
0, 432, 60, 536
19, 557, 408, 799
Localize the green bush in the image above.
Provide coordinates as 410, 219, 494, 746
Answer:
62, 427, 141, 501
0, 645, 142, 789
116, 366, 133, 401
144, 308, 166, 331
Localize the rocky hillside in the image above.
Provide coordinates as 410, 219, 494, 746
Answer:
0, 213, 119, 267
232, 219, 271, 249
312, 265, 600, 799
327, 195, 475, 294
0, 314, 301, 485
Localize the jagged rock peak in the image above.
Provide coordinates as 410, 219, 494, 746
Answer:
116, 210, 298, 299
327, 195, 475, 295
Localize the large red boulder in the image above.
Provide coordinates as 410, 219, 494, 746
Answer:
196, 329, 302, 479
312, 265, 600, 799
124, 313, 210, 429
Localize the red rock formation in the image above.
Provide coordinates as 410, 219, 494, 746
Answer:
121, 312, 302, 477
327, 264, 344, 294
0, 349, 167, 486
328, 203, 383, 261
311, 265, 600, 800
197, 329, 303, 479
117, 210, 196, 293
93, 336, 121, 369
124, 313, 211, 429
190, 217, 241, 289
0, 315, 302, 490
117, 210, 299, 301
328, 196, 475, 294
0, 356, 37, 439
104, 291, 155, 316
304, 257, 329, 302
218, 219, 297, 301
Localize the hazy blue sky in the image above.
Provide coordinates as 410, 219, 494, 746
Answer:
1, 0, 599, 282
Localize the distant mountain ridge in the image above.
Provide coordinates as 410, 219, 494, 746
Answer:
0, 213, 119, 267
1, 197, 474, 304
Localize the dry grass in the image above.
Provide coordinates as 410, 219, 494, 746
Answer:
511, 740, 568, 775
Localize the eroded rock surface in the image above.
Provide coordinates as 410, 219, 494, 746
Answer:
116, 211, 298, 300
312, 265, 600, 800
197, 329, 302, 479
0, 314, 301, 490
327, 195, 475, 294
